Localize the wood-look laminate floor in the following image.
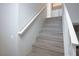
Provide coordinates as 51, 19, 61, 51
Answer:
76, 47, 79, 56
28, 16, 64, 56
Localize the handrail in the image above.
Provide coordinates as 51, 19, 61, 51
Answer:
18, 6, 46, 35
64, 5, 79, 45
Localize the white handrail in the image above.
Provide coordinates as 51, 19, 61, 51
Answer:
64, 5, 79, 45
18, 6, 46, 35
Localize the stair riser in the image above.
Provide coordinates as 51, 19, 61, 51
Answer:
45, 16, 62, 20
44, 21, 62, 25
37, 35, 63, 43
43, 24, 62, 28
41, 29, 62, 33
33, 45, 64, 54
34, 40, 64, 48
39, 31, 63, 37
31, 47, 64, 56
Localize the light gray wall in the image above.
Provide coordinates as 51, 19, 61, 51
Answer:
18, 3, 46, 56
0, 3, 46, 56
63, 6, 72, 55
52, 8, 62, 17
0, 4, 18, 55
18, 3, 45, 31
65, 3, 79, 24
62, 4, 77, 56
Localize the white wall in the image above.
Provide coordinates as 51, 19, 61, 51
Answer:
63, 6, 72, 55
18, 3, 45, 31
52, 8, 62, 17
65, 3, 79, 24
17, 3, 46, 56
47, 3, 52, 18
0, 3, 46, 56
0, 4, 18, 56
62, 4, 76, 56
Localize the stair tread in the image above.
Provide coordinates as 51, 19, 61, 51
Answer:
28, 47, 64, 56
41, 29, 62, 33
45, 16, 62, 20
33, 44, 64, 54
39, 32, 63, 39
33, 39, 64, 48
37, 36, 63, 42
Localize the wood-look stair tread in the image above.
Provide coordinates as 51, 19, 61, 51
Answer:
45, 16, 62, 20
33, 45, 64, 54
33, 39, 64, 48
28, 47, 64, 56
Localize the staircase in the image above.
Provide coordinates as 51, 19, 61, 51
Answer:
28, 16, 64, 56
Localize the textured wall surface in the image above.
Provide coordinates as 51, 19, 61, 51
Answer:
66, 3, 79, 23
0, 4, 18, 55
18, 3, 46, 55
0, 3, 46, 56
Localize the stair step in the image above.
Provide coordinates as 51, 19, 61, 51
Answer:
42, 26, 62, 30
40, 27, 63, 33
28, 47, 64, 56
40, 29, 63, 33
44, 21, 62, 25
45, 16, 62, 20
41, 28, 62, 33
42, 23, 62, 28
33, 43, 64, 54
34, 39, 64, 48
28, 16, 64, 56
39, 31, 63, 38
45, 19, 62, 22
43, 22, 62, 26
37, 32, 63, 42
